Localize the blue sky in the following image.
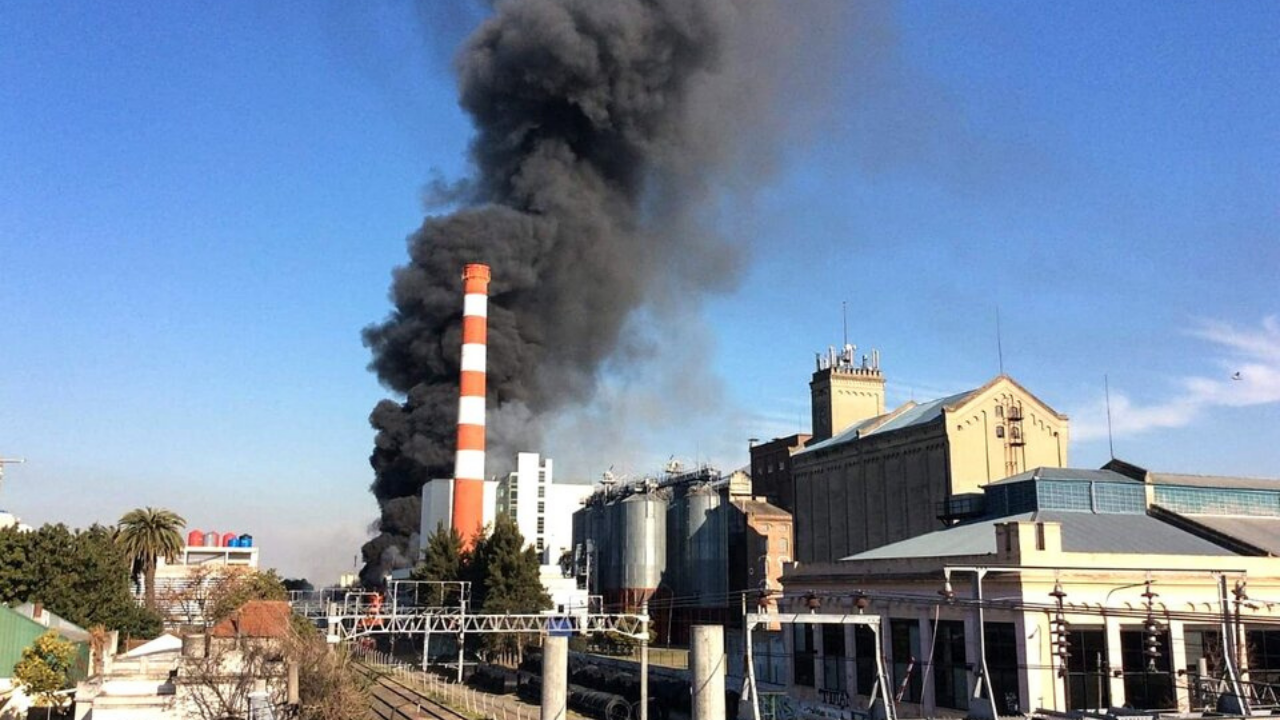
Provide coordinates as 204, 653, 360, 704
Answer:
1, 2, 1277, 582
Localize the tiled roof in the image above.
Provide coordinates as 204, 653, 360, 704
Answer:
210, 600, 292, 639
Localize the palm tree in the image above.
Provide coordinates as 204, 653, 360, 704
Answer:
117, 507, 186, 610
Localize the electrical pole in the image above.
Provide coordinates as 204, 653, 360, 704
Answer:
0, 457, 24, 494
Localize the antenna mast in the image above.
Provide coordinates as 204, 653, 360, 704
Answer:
996, 307, 1005, 376
1104, 375, 1115, 459
842, 300, 848, 350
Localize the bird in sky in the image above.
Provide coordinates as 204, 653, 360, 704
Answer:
1232, 371, 1243, 381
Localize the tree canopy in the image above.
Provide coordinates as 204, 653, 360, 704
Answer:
0, 524, 161, 640
116, 507, 186, 611
413, 516, 550, 660
14, 631, 77, 708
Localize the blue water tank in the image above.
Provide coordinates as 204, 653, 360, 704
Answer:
239, 534, 254, 547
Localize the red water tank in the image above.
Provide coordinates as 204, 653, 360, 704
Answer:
222, 532, 237, 547
186, 529, 203, 547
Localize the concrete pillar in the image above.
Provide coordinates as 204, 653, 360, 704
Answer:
1105, 616, 1125, 708
692, 625, 727, 720
1168, 620, 1189, 712
541, 635, 569, 720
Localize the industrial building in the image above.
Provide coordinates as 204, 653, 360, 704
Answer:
753, 341, 1071, 563
780, 459, 1280, 718
571, 464, 793, 645
495, 452, 594, 564
145, 529, 260, 627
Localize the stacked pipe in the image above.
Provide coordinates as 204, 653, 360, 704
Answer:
452, 263, 490, 548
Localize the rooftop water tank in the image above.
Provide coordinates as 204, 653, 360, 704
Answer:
239, 534, 254, 548
203, 531, 220, 547
222, 532, 237, 547
186, 529, 203, 547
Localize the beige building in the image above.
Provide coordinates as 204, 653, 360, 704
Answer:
781, 462, 1280, 718
794, 373, 1070, 563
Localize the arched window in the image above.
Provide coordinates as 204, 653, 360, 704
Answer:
996, 426, 1006, 439
995, 405, 1004, 418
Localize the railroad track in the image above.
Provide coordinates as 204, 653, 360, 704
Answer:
356, 662, 473, 720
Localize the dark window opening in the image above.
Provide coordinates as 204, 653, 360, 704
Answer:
933, 620, 969, 710
891, 619, 922, 703
794, 625, 815, 687
1066, 628, 1111, 711
1120, 629, 1174, 710
985, 622, 1020, 715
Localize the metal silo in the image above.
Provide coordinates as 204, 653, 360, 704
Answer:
617, 491, 666, 609
685, 485, 728, 606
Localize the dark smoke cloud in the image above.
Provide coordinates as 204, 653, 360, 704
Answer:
361, 0, 854, 582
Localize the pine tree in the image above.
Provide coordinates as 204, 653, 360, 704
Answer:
468, 515, 550, 662
412, 523, 467, 607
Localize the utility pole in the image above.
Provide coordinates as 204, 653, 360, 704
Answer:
691, 625, 725, 720
0, 457, 24, 494
640, 599, 649, 720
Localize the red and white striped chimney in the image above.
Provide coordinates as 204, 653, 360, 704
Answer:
452, 263, 490, 547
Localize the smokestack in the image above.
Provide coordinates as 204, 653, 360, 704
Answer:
452, 263, 490, 547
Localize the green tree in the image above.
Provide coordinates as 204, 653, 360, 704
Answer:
0, 525, 162, 642
116, 507, 186, 611
467, 515, 550, 661
412, 522, 467, 606
14, 631, 77, 710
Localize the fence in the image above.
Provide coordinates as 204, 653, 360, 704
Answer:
356, 644, 542, 720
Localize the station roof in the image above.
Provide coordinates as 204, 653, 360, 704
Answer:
843, 510, 1238, 562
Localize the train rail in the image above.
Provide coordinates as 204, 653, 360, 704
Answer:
357, 662, 473, 720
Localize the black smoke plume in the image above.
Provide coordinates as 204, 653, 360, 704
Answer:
361, 0, 850, 582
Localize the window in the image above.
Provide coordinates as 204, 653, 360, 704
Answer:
1094, 483, 1145, 514
536, 518, 545, 534
537, 501, 545, 514
1120, 629, 1174, 709
853, 626, 876, 697
995, 405, 1004, 418
1010, 427, 1022, 441
1037, 481, 1092, 512
794, 625, 815, 687
538, 485, 545, 498
779, 538, 789, 552
933, 620, 968, 710
1066, 629, 1111, 710
890, 619, 922, 703
985, 622, 1020, 715
995, 425, 1005, 438
822, 625, 846, 693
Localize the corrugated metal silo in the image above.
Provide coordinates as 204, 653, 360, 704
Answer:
617, 491, 666, 608
684, 485, 728, 605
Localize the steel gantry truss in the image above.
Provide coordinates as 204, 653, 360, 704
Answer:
327, 610, 648, 642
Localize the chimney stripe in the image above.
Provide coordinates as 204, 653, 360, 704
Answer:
457, 397, 486, 426
459, 370, 486, 397
456, 424, 485, 450
454, 450, 486, 479
463, 294, 488, 317
462, 317, 487, 345
460, 344, 487, 372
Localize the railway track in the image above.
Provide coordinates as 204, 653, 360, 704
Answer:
357, 662, 473, 720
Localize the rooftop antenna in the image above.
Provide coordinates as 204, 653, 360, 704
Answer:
842, 300, 848, 350
0, 457, 24, 495
1104, 374, 1116, 460
995, 307, 1005, 376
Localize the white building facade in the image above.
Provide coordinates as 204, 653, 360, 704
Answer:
495, 452, 593, 564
